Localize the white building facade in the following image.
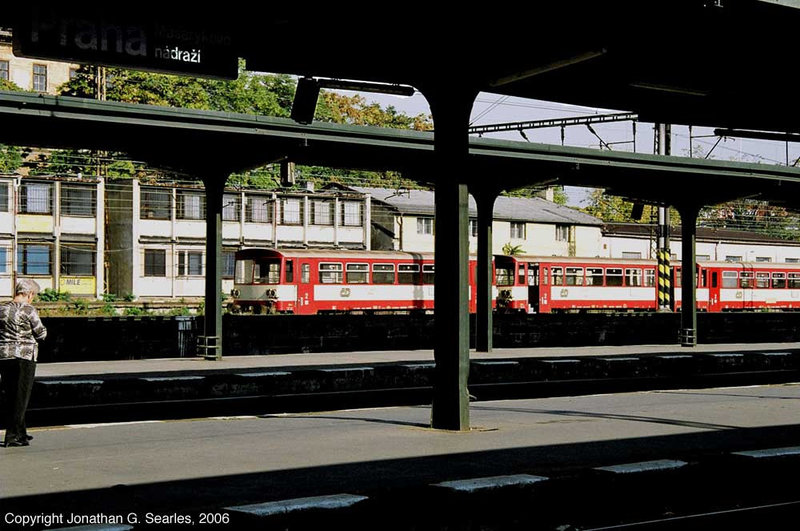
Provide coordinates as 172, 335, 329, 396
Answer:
346, 186, 605, 257
107, 179, 370, 300
0, 174, 105, 298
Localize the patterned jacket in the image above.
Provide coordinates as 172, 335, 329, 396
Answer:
0, 302, 47, 362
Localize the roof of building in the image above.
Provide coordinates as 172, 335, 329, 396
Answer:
349, 186, 604, 226
603, 222, 800, 247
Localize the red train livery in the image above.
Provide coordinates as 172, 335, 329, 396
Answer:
232, 249, 800, 314
232, 249, 478, 314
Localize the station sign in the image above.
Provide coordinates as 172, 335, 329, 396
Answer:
13, 8, 239, 80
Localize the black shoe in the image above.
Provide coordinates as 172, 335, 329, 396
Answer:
25, 435, 33, 441
5, 439, 29, 447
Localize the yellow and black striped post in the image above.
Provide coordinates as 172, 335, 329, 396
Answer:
657, 249, 672, 311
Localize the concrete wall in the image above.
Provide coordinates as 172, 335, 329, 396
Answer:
35, 312, 800, 362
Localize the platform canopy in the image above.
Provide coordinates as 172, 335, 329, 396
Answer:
4, 2, 800, 133
2, 91, 800, 208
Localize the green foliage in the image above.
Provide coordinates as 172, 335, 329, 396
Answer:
581, 189, 681, 225
169, 306, 192, 316
123, 292, 136, 302
0, 144, 23, 173
37, 289, 71, 302
101, 302, 117, 316
124, 307, 147, 316
502, 243, 525, 256
102, 293, 118, 303
504, 185, 568, 205
0, 79, 24, 92
317, 92, 432, 131
70, 299, 89, 315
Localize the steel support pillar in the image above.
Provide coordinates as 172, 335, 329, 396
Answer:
679, 204, 700, 347
475, 191, 498, 353
425, 86, 476, 431
201, 176, 225, 360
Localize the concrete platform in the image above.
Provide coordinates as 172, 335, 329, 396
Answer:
4, 382, 800, 529
24, 342, 800, 429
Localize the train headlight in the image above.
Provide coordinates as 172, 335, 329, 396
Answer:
265, 289, 277, 299
231, 289, 241, 298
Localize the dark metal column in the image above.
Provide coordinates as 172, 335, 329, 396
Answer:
201, 176, 225, 360
679, 204, 700, 347
425, 86, 477, 431
475, 191, 498, 353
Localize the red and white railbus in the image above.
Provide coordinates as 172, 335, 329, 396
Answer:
232, 248, 478, 314
494, 255, 660, 313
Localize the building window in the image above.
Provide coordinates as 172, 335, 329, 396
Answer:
19, 182, 53, 214
60, 245, 95, 276
0, 182, 8, 212
555, 224, 570, 242
622, 252, 642, 259
222, 250, 236, 278
141, 188, 172, 219
312, 200, 333, 225
61, 184, 96, 217
33, 64, 48, 92
469, 219, 478, 238
281, 198, 303, 225
144, 249, 167, 277
176, 191, 205, 220
725, 255, 743, 262
222, 194, 240, 222
342, 201, 362, 226
510, 222, 526, 239
416, 217, 434, 235
696, 254, 711, 261
0, 246, 8, 274
17, 243, 52, 275
246, 195, 272, 223
177, 250, 204, 276
787, 258, 800, 263
0, 60, 9, 81
755, 256, 772, 263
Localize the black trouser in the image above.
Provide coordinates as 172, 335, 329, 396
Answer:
0, 358, 36, 444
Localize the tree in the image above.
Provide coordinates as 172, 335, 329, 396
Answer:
0, 79, 26, 172
581, 188, 681, 226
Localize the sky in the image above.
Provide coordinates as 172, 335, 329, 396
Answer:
329, 89, 800, 207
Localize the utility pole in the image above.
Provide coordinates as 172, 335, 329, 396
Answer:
655, 123, 672, 312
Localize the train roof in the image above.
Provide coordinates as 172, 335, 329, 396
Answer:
235, 248, 437, 261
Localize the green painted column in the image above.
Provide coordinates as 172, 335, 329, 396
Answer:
679, 204, 700, 347
202, 176, 225, 360
425, 85, 476, 431
475, 191, 498, 353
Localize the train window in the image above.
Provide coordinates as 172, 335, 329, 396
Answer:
285, 260, 294, 283
319, 263, 343, 284
551, 267, 564, 286
711, 272, 718, 288
674, 267, 681, 288
772, 272, 786, 289
644, 269, 656, 287
254, 260, 281, 284
301, 264, 311, 284
423, 264, 435, 284
586, 268, 603, 286
346, 263, 369, 284
625, 268, 642, 287
565, 267, 583, 286
518, 264, 526, 286
722, 271, 738, 288
495, 266, 514, 286
756, 272, 770, 288
789, 273, 800, 289
372, 264, 395, 284
740, 271, 753, 289
398, 264, 421, 284
606, 268, 623, 286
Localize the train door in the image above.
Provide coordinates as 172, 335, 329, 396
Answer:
296, 260, 313, 312
527, 264, 540, 312
707, 267, 721, 312
741, 265, 755, 309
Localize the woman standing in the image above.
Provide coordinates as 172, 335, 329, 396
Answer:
0, 279, 47, 447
